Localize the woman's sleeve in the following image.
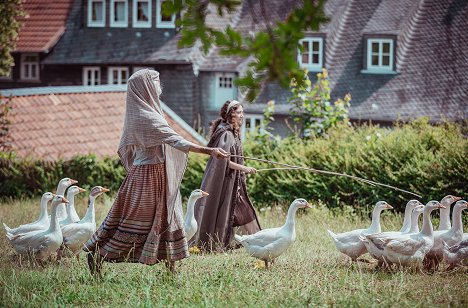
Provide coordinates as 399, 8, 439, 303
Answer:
152, 113, 195, 153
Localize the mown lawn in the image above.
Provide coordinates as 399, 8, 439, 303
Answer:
0, 195, 466, 307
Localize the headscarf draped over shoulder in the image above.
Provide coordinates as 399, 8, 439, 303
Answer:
118, 69, 188, 228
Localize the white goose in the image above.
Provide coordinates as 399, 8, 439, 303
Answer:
60, 186, 109, 260
3, 192, 55, 236
327, 201, 393, 261
437, 195, 461, 231
442, 239, 468, 270
381, 200, 444, 267
59, 186, 86, 227
424, 200, 467, 269
361, 203, 424, 265
234, 198, 311, 268
55, 178, 78, 221
6, 195, 69, 261
184, 189, 209, 241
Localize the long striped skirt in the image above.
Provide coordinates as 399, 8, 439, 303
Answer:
84, 163, 189, 265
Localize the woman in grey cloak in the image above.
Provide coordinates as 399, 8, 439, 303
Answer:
192, 100, 261, 252
84, 69, 228, 274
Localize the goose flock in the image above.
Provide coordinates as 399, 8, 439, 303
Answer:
3, 178, 109, 263
2, 178, 467, 272
329, 195, 468, 270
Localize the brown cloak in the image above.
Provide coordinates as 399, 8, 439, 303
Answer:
192, 122, 261, 251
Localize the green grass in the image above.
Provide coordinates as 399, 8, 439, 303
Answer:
0, 195, 466, 307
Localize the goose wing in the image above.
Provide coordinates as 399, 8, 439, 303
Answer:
384, 236, 424, 256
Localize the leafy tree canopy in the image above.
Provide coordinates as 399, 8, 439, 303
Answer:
165, 0, 329, 102
0, 0, 25, 77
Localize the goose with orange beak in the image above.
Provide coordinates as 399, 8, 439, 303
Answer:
234, 198, 311, 269
184, 189, 209, 242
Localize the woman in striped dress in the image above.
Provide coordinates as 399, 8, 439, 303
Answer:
84, 69, 228, 274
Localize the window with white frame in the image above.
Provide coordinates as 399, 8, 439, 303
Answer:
108, 67, 129, 84
21, 54, 39, 80
298, 37, 323, 71
213, 73, 236, 108
83, 67, 101, 86
111, 0, 128, 27
88, 0, 105, 27
365, 38, 394, 73
242, 114, 264, 140
156, 0, 175, 28
133, 0, 151, 27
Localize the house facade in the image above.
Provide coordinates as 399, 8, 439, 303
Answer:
2, 0, 466, 139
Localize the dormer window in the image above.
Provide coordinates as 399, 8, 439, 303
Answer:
111, 0, 128, 27
88, 0, 105, 27
362, 38, 395, 74
133, 0, 151, 28
298, 37, 323, 72
21, 54, 40, 81
156, 0, 175, 28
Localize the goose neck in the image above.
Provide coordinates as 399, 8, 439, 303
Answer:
368, 208, 383, 233
438, 205, 451, 230
185, 195, 197, 219
408, 212, 422, 233
38, 198, 50, 221
399, 205, 414, 232
284, 204, 299, 230
450, 206, 465, 233
48, 204, 60, 232
83, 197, 96, 223
420, 208, 435, 236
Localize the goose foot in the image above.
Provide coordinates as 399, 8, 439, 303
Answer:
264, 260, 269, 269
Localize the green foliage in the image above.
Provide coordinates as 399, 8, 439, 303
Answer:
168, 0, 329, 102
1, 120, 466, 212
244, 119, 467, 211
0, 94, 13, 151
289, 69, 351, 137
0, 0, 25, 76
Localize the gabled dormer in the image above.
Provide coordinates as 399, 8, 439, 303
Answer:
361, 36, 397, 74
297, 35, 325, 72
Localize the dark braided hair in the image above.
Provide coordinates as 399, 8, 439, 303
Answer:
210, 100, 242, 137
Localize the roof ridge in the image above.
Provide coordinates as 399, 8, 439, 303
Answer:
396, 0, 431, 72
325, 0, 357, 67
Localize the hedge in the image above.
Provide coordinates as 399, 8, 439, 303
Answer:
1, 119, 466, 212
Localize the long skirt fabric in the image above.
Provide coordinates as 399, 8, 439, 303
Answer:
84, 163, 189, 265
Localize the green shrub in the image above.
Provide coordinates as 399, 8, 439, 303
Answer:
1, 119, 466, 212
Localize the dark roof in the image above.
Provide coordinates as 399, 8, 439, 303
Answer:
252, 0, 468, 122
43, 0, 179, 65
15, 0, 74, 53
2, 86, 206, 160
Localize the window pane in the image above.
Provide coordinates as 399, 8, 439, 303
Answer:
137, 2, 149, 21
372, 55, 379, 66
382, 43, 390, 53
161, 1, 172, 22
302, 41, 309, 52
115, 2, 125, 22
31, 65, 37, 78
92, 2, 103, 22
372, 42, 379, 53
255, 119, 261, 128
121, 70, 127, 83
312, 41, 319, 52
246, 120, 251, 129
301, 53, 309, 64
94, 70, 99, 84
113, 70, 118, 84
312, 54, 319, 64
382, 55, 390, 66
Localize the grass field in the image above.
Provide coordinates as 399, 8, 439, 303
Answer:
0, 195, 466, 307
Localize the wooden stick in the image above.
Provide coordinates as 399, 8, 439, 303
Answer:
232, 155, 422, 198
